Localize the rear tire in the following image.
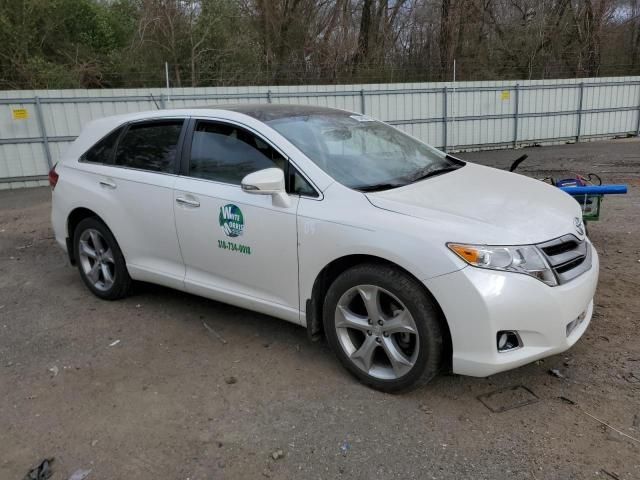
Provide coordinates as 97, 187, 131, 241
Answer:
73, 217, 132, 300
323, 263, 443, 392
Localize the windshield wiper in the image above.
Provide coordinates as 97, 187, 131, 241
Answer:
355, 183, 404, 192
355, 160, 464, 192
407, 165, 462, 183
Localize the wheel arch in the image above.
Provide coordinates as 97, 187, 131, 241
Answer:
305, 254, 453, 371
66, 207, 106, 265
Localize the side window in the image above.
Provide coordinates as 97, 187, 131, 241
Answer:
82, 127, 122, 164
289, 166, 318, 198
189, 121, 286, 185
114, 120, 183, 173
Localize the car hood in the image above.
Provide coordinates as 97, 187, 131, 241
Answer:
366, 162, 584, 245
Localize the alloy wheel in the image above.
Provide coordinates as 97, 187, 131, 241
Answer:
78, 228, 116, 292
334, 285, 419, 380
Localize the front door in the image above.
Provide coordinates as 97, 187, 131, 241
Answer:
173, 119, 301, 322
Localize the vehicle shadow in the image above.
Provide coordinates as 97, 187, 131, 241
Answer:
132, 280, 563, 403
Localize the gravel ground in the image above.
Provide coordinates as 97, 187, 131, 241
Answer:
1, 139, 639, 480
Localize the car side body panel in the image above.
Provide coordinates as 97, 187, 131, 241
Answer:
173, 175, 301, 323
296, 181, 467, 323
53, 161, 187, 291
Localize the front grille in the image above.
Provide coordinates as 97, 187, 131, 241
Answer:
537, 234, 592, 285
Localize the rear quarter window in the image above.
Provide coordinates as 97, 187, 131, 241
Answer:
81, 127, 123, 164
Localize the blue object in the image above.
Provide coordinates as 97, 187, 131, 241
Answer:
556, 178, 585, 188
559, 185, 627, 195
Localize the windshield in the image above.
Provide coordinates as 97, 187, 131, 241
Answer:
267, 112, 463, 191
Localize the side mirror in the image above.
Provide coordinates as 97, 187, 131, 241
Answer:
241, 168, 290, 207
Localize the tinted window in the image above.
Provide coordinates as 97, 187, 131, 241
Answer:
115, 120, 183, 173
290, 166, 318, 197
189, 121, 286, 184
82, 127, 122, 164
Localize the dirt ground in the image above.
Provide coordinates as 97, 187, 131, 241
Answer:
1, 139, 639, 480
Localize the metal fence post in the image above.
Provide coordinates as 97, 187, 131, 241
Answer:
267, 89, 272, 104
513, 84, 520, 149
159, 93, 166, 109
34, 96, 53, 169
443, 86, 448, 152
360, 89, 366, 114
576, 82, 584, 142
636, 85, 640, 136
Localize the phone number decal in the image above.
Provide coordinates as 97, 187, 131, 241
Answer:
218, 239, 251, 255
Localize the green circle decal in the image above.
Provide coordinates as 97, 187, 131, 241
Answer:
219, 204, 244, 237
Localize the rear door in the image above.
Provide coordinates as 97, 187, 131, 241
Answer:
173, 118, 316, 322
93, 118, 188, 289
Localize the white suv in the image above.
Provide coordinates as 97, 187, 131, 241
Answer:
50, 105, 599, 391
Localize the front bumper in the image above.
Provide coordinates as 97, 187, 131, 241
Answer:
425, 243, 599, 377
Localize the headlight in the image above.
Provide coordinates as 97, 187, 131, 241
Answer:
447, 243, 558, 286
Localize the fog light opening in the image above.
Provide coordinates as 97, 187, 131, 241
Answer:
497, 331, 521, 352
566, 310, 587, 337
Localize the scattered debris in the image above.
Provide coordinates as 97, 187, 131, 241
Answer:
23, 458, 54, 480
224, 376, 237, 385
339, 441, 351, 456
624, 372, 639, 383
135, 304, 141, 308
633, 414, 640, 428
581, 410, 640, 444
606, 429, 624, 443
477, 386, 539, 413
601, 469, 621, 480
16, 243, 33, 250
262, 468, 272, 478
108, 340, 121, 347
90, 439, 98, 447
598, 335, 610, 342
418, 403, 432, 414
217, 460, 226, 469
203, 321, 227, 345
548, 368, 565, 379
559, 396, 640, 443
68, 469, 91, 480
48, 366, 59, 378
271, 449, 284, 460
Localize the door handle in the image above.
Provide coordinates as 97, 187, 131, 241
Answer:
99, 180, 116, 189
176, 196, 200, 208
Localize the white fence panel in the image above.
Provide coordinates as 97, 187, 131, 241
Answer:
1, 76, 639, 189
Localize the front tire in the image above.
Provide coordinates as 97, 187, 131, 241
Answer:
323, 264, 443, 392
73, 217, 132, 300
